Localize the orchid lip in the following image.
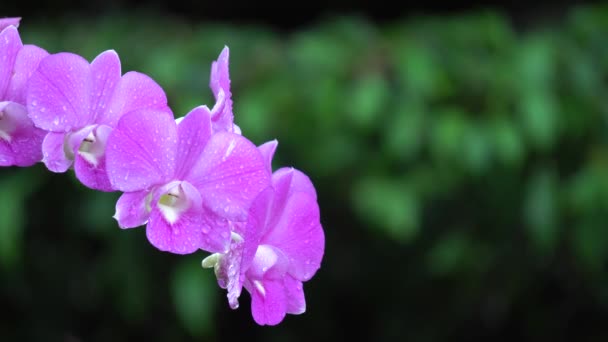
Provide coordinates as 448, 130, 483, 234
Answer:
0, 110, 13, 142
157, 183, 190, 224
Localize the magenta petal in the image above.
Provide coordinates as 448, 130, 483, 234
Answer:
106, 110, 177, 192
74, 125, 113, 191
0, 26, 22, 99
210, 88, 234, 133
41, 132, 71, 172
248, 278, 287, 326
258, 140, 278, 174
146, 182, 205, 254
265, 192, 324, 281
0, 18, 20, 31
147, 207, 202, 254
114, 190, 151, 228
0, 141, 13, 165
188, 132, 270, 221
90, 50, 121, 122
174, 106, 212, 179
272, 167, 317, 200
0, 102, 45, 166
27, 52, 92, 132
284, 276, 306, 315
198, 206, 232, 253
101, 71, 169, 126
6, 45, 49, 104
210, 46, 231, 100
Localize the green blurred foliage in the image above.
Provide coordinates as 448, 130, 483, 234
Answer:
2, 3, 608, 341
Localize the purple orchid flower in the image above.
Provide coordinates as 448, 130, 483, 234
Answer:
106, 106, 270, 254
208, 46, 241, 134
0, 23, 49, 167
26, 49, 170, 191
203, 166, 324, 325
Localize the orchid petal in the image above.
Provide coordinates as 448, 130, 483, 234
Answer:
0, 18, 20, 31
264, 192, 324, 281
187, 132, 270, 221
0, 26, 22, 99
284, 276, 306, 315
247, 278, 287, 326
174, 106, 212, 179
114, 190, 151, 229
74, 124, 113, 191
106, 109, 177, 192
0, 101, 44, 166
146, 181, 205, 254
258, 139, 278, 174
41, 132, 72, 172
27, 52, 92, 132
6, 45, 49, 104
90, 50, 121, 122
102, 71, 169, 126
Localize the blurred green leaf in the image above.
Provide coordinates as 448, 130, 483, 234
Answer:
352, 177, 419, 242
172, 257, 218, 338
523, 169, 558, 256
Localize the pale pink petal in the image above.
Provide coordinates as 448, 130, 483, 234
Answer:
106, 109, 177, 192
0, 101, 44, 166
284, 276, 306, 315
174, 106, 212, 179
258, 139, 278, 174
264, 192, 324, 281
0, 26, 22, 99
114, 190, 151, 229
101, 71, 169, 126
90, 50, 121, 122
0, 18, 20, 31
27, 52, 92, 132
41, 132, 72, 172
6, 45, 49, 104
247, 278, 287, 326
73, 124, 113, 191
187, 132, 270, 221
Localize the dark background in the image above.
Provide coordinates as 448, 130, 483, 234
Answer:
1, 1, 608, 341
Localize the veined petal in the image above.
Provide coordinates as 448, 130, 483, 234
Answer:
187, 132, 270, 221
247, 278, 287, 326
264, 192, 324, 281
41, 132, 72, 172
27, 52, 92, 132
6, 44, 49, 104
0, 101, 45, 166
101, 71, 169, 126
114, 190, 152, 229
0, 26, 22, 99
73, 124, 113, 191
90, 50, 121, 122
174, 106, 212, 179
106, 109, 177, 192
